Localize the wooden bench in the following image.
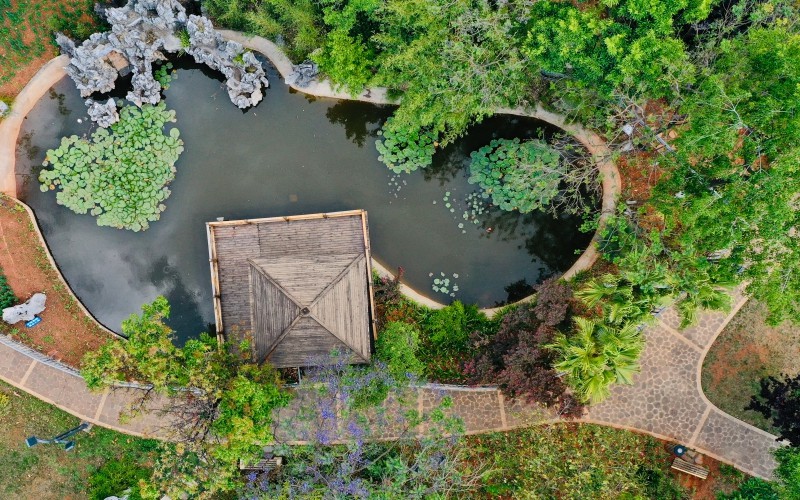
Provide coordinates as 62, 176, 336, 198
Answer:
239, 456, 283, 472
671, 457, 709, 479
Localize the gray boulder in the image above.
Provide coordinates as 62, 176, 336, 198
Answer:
285, 61, 319, 88
59, 0, 270, 126
2, 293, 46, 324
86, 98, 120, 128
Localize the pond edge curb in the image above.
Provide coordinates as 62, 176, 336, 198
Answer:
217, 30, 621, 315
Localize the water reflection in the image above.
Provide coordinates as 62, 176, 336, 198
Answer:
20, 62, 592, 336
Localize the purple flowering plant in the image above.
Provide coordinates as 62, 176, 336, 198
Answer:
242, 351, 485, 499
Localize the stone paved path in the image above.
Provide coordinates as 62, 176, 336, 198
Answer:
588, 289, 783, 479
0, 291, 781, 479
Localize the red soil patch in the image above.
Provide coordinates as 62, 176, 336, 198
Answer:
617, 152, 662, 203
0, 196, 112, 366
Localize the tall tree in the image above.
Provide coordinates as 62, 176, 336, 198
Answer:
81, 297, 291, 498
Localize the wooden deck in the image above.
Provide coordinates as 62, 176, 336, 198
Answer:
206, 210, 375, 366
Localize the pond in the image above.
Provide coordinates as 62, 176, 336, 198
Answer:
17, 60, 592, 342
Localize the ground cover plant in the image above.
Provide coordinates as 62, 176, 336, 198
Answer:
719, 446, 800, 499
39, 103, 184, 231
0, 269, 16, 310
0, 380, 158, 500
0, 0, 99, 98
465, 423, 687, 499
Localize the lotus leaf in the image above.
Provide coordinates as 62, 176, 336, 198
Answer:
38, 103, 183, 231
468, 138, 564, 214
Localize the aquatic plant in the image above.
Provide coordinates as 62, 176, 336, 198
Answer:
430, 271, 460, 297
39, 103, 183, 232
154, 62, 175, 90
468, 138, 563, 214
376, 120, 436, 174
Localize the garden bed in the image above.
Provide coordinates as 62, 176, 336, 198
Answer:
0, 195, 112, 366
463, 423, 751, 499
701, 299, 800, 434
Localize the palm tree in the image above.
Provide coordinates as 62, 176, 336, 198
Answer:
549, 317, 644, 405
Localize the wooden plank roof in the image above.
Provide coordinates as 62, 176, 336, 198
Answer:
206, 210, 375, 367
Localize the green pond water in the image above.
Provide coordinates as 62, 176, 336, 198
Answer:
18, 61, 591, 341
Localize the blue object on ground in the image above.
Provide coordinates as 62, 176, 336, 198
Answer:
25, 316, 42, 328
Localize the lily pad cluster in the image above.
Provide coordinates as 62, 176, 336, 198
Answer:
154, 62, 176, 90
461, 191, 487, 227
39, 103, 184, 232
430, 271, 460, 297
468, 138, 563, 213
376, 122, 436, 174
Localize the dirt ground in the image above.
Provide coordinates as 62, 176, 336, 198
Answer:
702, 299, 800, 434
0, 196, 112, 366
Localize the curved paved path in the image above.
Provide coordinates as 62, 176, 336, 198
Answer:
0, 35, 781, 481
0, 290, 781, 478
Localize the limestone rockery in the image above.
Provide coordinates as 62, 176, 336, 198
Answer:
56, 0, 270, 126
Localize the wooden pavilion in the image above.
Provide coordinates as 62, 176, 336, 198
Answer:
206, 210, 375, 367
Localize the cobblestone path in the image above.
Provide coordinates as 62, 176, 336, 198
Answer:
588, 290, 782, 479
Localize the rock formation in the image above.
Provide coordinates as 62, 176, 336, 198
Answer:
57, 0, 269, 126
2, 293, 46, 324
85, 98, 120, 128
286, 61, 319, 88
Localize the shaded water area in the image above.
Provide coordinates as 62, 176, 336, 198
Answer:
17, 61, 591, 341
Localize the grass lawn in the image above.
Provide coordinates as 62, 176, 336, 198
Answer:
0, 0, 98, 99
701, 300, 800, 434
0, 380, 158, 499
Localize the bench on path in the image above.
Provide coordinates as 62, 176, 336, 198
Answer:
671, 457, 710, 479
239, 456, 283, 472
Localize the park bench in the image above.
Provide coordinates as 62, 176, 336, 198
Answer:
239, 456, 283, 472
671, 457, 710, 479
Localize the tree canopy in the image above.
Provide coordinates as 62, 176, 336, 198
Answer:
81, 297, 291, 497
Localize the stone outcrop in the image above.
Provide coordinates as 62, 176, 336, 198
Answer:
85, 98, 120, 128
285, 61, 319, 88
2, 293, 46, 324
57, 0, 269, 126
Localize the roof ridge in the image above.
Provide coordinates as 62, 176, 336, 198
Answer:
246, 259, 306, 309
309, 254, 369, 361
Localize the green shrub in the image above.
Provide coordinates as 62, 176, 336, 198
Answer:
716, 477, 779, 500
39, 103, 183, 232
375, 321, 424, 380
88, 457, 150, 500
549, 318, 644, 404
468, 138, 563, 214
0, 393, 10, 418
421, 301, 489, 354
0, 272, 16, 310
